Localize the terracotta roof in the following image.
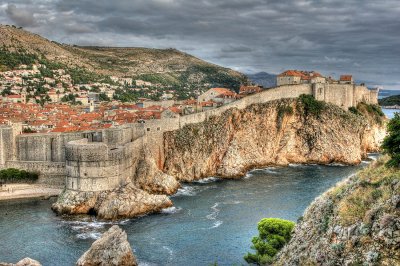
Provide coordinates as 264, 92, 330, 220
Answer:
340, 75, 353, 81
211, 88, 234, 94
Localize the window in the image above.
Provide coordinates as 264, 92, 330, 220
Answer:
147, 128, 150, 131
157, 127, 161, 131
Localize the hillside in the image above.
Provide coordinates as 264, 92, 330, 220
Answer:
0, 25, 248, 90
379, 94, 400, 106
275, 156, 400, 265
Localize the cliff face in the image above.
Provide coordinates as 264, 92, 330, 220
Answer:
275, 157, 400, 265
163, 98, 385, 182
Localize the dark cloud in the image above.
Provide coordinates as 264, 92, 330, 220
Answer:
5, 4, 37, 27
0, 0, 399, 88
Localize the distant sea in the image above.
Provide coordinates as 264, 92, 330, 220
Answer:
382, 108, 398, 119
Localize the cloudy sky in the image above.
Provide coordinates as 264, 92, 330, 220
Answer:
0, 0, 399, 89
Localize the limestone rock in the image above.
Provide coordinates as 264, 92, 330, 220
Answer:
135, 144, 180, 195
76, 225, 137, 266
96, 183, 172, 220
52, 183, 172, 220
0, 258, 42, 266
163, 99, 385, 181
15, 258, 41, 266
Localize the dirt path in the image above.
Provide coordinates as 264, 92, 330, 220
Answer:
0, 183, 62, 201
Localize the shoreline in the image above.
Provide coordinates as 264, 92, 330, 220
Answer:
0, 183, 62, 202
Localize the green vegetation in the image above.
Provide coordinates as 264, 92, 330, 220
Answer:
22, 127, 36, 133
244, 218, 295, 265
0, 168, 39, 183
0, 47, 38, 71
348, 106, 362, 116
68, 67, 101, 84
99, 93, 111, 102
113, 88, 138, 102
61, 93, 81, 105
356, 102, 385, 124
381, 113, 400, 167
378, 94, 400, 106
334, 156, 399, 226
298, 94, 325, 117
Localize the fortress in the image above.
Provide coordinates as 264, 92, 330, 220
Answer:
0, 77, 379, 192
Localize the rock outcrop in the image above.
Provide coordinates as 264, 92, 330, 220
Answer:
76, 225, 137, 266
163, 99, 385, 181
0, 258, 42, 266
52, 183, 172, 220
134, 145, 180, 195
275, 157, 400, 265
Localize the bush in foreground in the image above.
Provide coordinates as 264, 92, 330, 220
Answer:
381, 112, 400, 167
0, 168, 39, 183
298, 94, 325, 117
244, 218, 295, 265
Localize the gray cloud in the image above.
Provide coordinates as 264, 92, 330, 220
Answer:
0, 0, 399, 89
5, 4, 37, 27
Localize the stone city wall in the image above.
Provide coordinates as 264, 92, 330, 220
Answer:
0, 83, 379, 190
65, 138, 139, 192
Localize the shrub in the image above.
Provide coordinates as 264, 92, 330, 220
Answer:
244, 218, 295, 265
298, 94, 325, 117
381, 113, 400, 167
0, 168, 39, 183
348, 106, 361, 115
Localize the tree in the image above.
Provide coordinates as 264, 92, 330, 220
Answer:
244, 218, 295, 265
381, 112, 400, 167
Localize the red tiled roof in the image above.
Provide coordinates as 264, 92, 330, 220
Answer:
340, 75, 353, 81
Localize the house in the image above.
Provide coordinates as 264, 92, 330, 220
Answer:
339, 75, 353, 84
4, 94, 25, 104
197, 88, 237, 105
277, 70, 325, 86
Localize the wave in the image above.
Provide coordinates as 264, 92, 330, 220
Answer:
194, 176, 220, 184
62, 217, 130, 240
161, 206, 182, 214
173, 185, 197, 197
76, 232, 102, 240
327, 162, 346, 167
262, 168, 278, 174
205, 202, 223, 229
243, 172, 253, 179
210, 220, 223, 228
222, 200, 242, 205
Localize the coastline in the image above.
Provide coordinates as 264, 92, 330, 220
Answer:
0, 183, 62, 201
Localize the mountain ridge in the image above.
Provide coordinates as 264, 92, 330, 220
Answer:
0, 25, 248, 89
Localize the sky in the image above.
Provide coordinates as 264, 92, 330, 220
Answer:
0, 0, 399, 89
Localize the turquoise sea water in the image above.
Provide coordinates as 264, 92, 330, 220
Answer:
0, 161, 374, 266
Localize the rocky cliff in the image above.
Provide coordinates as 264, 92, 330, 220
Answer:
163, 98, 385, 181
275, 156, 400, 265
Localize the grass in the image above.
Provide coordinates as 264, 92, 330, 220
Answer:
334, 156, 399, 226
